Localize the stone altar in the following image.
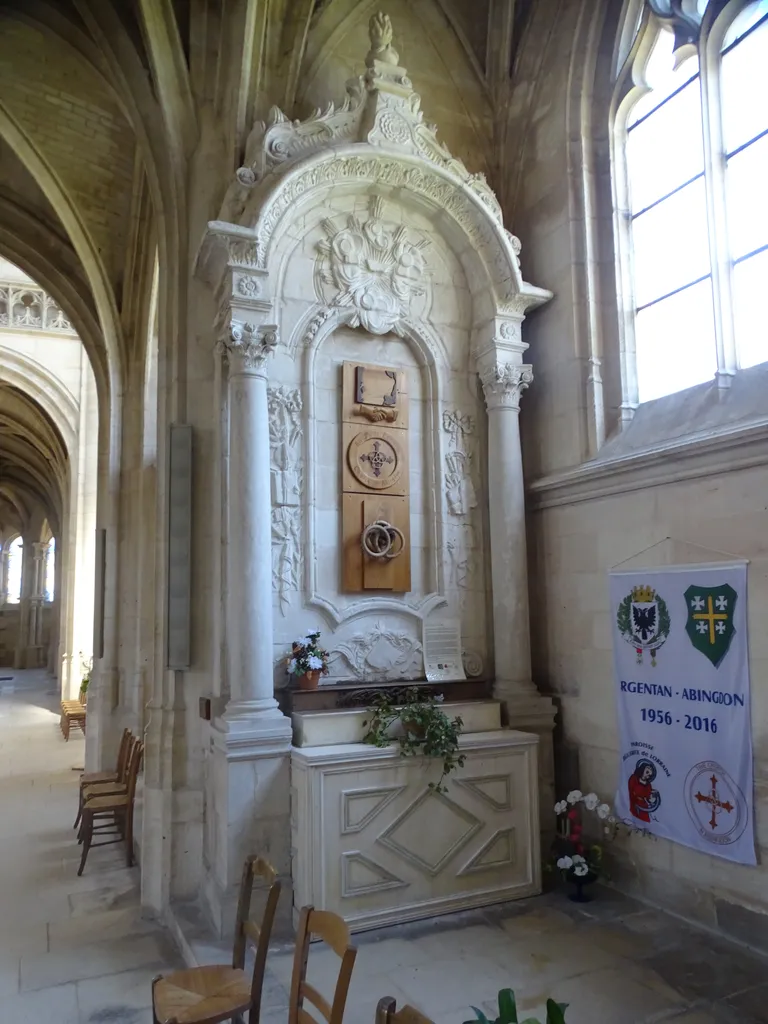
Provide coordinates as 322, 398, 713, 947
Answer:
291, 706, 541, 931
197, 12, 556, 934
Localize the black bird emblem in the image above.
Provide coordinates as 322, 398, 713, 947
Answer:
632, 604, 656, 642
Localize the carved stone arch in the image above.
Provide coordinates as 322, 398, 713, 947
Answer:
0, 348, 79, 456
297, 303, 448, 627
247, 145, 534, 319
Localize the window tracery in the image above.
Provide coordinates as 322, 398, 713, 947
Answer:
614, 0, 768, 408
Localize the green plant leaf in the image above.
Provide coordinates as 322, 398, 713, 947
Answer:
468, 1008, 489, 1024
545, 999, 568, 1023
497, 988, 518, 1024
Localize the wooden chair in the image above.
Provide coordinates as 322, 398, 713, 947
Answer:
60, 688, 87, 740
77, 739, 143, 875
376, 998, 435, 1024
288, 906, 357, 1024
151, 856, 281, 1024
74, 728, 133, 827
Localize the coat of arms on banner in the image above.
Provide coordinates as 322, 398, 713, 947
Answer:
684, 584, 737, 668
684, 760, 748, 845
616, 584, 670, 665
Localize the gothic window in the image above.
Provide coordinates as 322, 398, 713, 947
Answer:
615, 0, 768, 406
6, 536, 22, 604
44, 537, 55, 602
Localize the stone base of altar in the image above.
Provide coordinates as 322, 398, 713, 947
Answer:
290, 712, 540, 932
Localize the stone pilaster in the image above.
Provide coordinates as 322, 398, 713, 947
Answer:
198, 223, 293, 937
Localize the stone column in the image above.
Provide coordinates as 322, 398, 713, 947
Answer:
479, 353, 556, 840
203, 306, 293, 937
218, 320, 286, 730
480, 362, 536, 702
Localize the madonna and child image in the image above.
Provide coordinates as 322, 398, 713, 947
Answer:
628, 758, 662, 822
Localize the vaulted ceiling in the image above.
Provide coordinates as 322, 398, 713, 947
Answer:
0, 0, 536, 403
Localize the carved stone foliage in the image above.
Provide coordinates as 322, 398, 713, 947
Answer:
219, 321, 278, 375
268, 386, 303, 616
442, 409, 477, 517
480, 363, 534, 412
317, 196, 429, 335
330, 622, 423, 681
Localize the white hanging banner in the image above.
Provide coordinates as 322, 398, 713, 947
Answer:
609, 564, 756, 865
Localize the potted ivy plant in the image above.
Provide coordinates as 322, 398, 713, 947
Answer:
286, 631, 330, 690
465, 987, 568, 1024
362, 687, 465, 794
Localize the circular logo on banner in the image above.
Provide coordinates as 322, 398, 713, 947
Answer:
349, 431, 403, 490
684, 760, 748, 846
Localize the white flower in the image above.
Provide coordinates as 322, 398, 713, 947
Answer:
608, 815, 617, 824
556, 856, 573, 870
604, 826, 612, 835
554, 800, 567, 815
287, 658, 298, 674
574, 863, 589, 877
566, 790, 583, 804
583, 793, 599, 810
597, 803, 611, 819
571, 854, 586, 864
307, 655, 324, 670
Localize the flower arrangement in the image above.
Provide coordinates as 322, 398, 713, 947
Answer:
550, 789, 619, 899
286, 631, 329, 687
362, 687, 465, 794
465, 987, 568, 1024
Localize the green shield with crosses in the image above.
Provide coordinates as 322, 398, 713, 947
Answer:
684, 584, 737, 668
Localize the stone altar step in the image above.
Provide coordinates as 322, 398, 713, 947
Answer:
291, 699, 501, 747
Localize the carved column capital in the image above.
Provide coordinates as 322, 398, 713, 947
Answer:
219, 321, 278, 377
480, 362, 533, 412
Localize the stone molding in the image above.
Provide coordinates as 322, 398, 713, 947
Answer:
218, 321, 278, 377
528, 417, 768, 510
480, 363, 534, 412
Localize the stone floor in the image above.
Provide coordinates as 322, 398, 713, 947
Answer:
2, 669, 768, 1024
0, 669, 182, 1023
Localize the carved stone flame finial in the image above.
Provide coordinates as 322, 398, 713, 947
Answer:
366, 12, 399, 67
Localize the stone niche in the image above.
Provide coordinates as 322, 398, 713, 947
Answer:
268, 190, 490, 679
199, 11, 555, 935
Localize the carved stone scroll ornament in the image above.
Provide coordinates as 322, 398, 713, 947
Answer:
317, 195, 429, 335
480, 363, 534, 412
330, 622, 423, 681
218, 321, 278, 376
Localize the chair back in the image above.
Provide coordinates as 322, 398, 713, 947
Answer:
289, 906, 357, 1024
115, 728, 133, 780
231, 856, 281, 1021
376, 997, 435, 1024
124, 740, 144, 804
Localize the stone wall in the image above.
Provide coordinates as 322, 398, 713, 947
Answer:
510, 0, 768, 951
